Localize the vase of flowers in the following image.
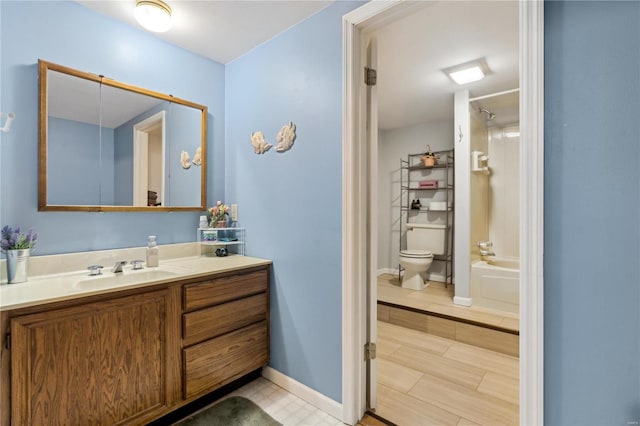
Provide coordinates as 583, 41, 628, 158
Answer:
1, 226, 38, 284
208, 201, 230, 228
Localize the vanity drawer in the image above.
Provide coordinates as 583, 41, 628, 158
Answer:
183, 269, 268, 311
183, 321, 268, 399
182, 293, 267, 345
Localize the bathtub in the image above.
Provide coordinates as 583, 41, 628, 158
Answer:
471, 257, 519, 314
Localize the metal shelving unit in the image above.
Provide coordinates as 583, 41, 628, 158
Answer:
399, 149, 454, 287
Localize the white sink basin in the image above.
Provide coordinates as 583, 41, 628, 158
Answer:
75, 269, 178, 289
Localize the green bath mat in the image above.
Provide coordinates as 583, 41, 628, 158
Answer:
175, 396, 282, 426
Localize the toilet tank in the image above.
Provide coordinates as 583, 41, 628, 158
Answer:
406, 223, 447, 255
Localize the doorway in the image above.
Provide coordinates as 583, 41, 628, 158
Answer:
342, 1, 544, 425
133, 110, 165, 207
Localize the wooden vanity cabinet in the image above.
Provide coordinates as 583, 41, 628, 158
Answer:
9, 288, 180, 425
1, 264, 270, 426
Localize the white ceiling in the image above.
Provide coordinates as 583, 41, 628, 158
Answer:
74, 0, 519, 131
76, 0, 333, 64
374, 1, 519, 130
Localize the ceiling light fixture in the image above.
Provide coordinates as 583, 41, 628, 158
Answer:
449, 66, 485, 85
444, 59, 490, 85
134, 0, 173, 33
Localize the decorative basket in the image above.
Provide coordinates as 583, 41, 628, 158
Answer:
421, 145, 438, 167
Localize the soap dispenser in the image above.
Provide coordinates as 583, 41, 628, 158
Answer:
146, 236, 159, 267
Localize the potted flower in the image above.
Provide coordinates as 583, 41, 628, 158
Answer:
208, 201, 230, 228
421, 145, 439, 167
1, 225, 37, 284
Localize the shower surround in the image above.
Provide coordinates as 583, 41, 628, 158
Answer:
470, 115, 520, 314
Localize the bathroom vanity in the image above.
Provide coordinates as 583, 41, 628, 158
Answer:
0, 256, 271, 425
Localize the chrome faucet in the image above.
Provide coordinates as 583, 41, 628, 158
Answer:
111, 260, 127, 273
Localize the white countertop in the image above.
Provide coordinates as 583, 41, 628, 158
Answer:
0, 255, 271, 312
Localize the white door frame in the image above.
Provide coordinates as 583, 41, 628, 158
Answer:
341, 1, 544, 425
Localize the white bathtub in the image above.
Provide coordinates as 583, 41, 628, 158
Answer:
471, 257, 519, 314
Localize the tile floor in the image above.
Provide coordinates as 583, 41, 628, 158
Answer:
217, 377, 344, 426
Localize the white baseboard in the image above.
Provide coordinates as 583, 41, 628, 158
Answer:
261, 366, 343, 421
453, 296, 472, 307
377, 268, 396, 275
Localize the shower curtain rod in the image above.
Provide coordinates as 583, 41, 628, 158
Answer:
469, 88, 519, 103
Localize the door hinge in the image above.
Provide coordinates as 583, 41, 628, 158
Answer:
5, 333, 10, 350
364, 342, 377, 361
364, 67, 377, 86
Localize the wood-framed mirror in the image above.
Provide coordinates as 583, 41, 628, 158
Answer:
38, 59, 207, 212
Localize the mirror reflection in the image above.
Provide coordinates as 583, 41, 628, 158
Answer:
39, 60, 207, 212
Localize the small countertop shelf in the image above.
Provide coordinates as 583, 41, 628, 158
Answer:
197, 227, 245, 256
199, 240, 242, 246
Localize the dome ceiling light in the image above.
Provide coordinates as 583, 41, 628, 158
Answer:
134, 0, 173, 33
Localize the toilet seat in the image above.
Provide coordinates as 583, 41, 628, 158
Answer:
399, 249, 433, 259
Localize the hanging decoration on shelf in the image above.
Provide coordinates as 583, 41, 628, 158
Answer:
251, 131, 272, 154
274, 122, 297, 153
421, 145, 439, 167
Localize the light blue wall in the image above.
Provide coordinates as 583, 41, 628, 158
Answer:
0, 1, 225, 255
545, 1, 640, 424
225, 1, 364, 403
48, 117, 115, 205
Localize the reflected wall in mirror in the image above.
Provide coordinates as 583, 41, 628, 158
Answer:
38, 59, 208, 212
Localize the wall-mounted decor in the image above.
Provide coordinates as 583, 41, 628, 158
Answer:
192, 146, 202, 166
251, 131, 272, 154
0, 112, 15, 133
181, 150, 191, 169
275, 122, 296, 153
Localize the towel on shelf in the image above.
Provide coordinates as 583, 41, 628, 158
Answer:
418, 180, 438, 188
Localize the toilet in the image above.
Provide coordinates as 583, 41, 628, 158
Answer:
399, 223, 447, 290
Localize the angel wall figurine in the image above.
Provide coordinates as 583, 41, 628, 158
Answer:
275, 122, 297, 153
251, 131, 272, 154
192, 146, 202, 166
180, 150, 191, 169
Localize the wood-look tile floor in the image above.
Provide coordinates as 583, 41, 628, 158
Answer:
377, 274, 519, 332
374, 321, 519, 426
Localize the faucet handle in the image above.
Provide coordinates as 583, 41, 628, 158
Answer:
131, 260, 145, 270
87, 265, 104, 276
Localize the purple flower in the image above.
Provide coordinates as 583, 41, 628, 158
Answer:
0, 225, 38, 251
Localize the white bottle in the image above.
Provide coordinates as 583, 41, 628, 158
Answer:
199, 215, 208, 229
146, 236, 159, 267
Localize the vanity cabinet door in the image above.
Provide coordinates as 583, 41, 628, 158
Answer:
11, 289, 177, 425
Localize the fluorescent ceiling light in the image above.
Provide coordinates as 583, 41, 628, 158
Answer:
135, 0, 173, 33
448, 66, 485, 85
